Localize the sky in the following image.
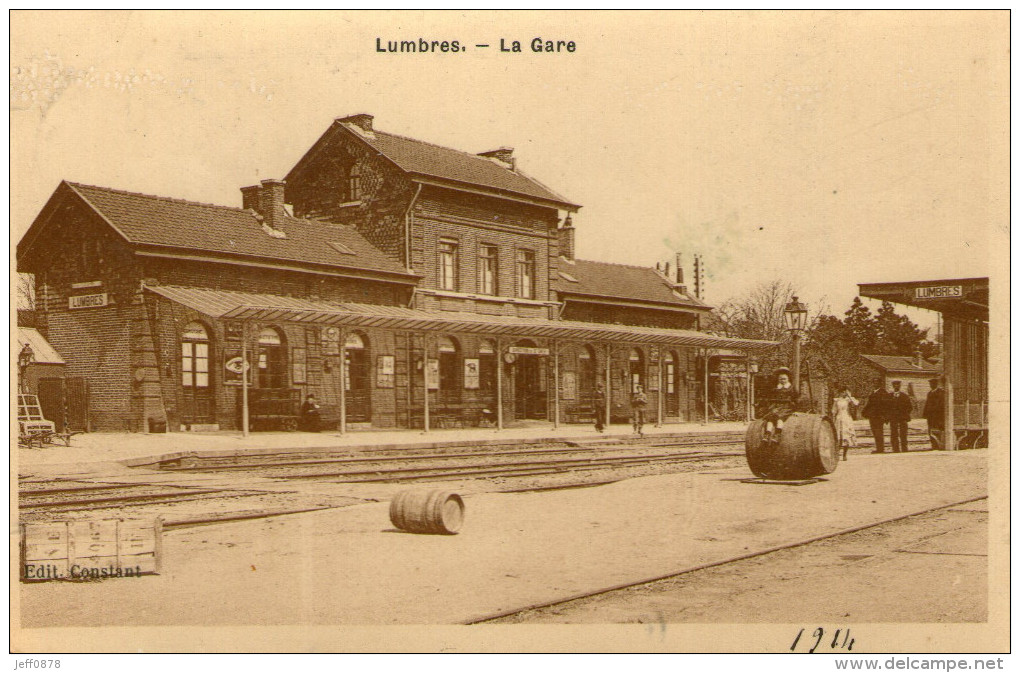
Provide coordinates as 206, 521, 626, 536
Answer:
10, 11, 1008, 329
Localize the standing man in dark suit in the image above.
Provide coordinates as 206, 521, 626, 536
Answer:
923, 378, 945, 450
889, 380, 912, 452
593, 382, 607, 433
862, 378, 891, 453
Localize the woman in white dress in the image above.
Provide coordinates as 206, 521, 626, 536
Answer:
831, 389, 859, 460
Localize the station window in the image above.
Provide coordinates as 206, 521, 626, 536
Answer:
181, 322, 210, 388
438, 239, 459, 291
479, 339, 497, 391
347, 163, 362, 201
516, 249, 536, 299
438, 336, 461, 401
629, 348, 645, 393
479, 244, 498, 295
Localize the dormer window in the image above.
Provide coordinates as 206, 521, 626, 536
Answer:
347, 163, 362, 201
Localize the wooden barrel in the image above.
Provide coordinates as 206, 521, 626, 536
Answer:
389, 489, 465, 535
745, 413, 839, 480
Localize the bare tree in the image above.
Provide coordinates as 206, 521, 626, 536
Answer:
714, 279, 797, 342
17, 273, 35, 311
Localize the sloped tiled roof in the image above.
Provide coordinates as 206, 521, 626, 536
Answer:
291, 120, 579, 209
64, 183, 412, 278
861, 354, 942, 373
556, 259, 708, 310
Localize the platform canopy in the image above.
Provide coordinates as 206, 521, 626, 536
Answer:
146, 285, 777, 351
858, 277, 988, 322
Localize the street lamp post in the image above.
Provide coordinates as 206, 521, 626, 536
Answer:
784, 295, 808, 392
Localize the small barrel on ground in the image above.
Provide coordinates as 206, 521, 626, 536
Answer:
389, 489, 465, 535
745, 413, 839, 480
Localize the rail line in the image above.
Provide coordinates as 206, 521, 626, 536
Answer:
18, 431, 932, 527
461, 495, 988, 625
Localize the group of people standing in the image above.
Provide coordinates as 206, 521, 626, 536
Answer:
861, 378, 945, 453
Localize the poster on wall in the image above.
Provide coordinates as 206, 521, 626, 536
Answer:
426, 358, 439, 390
377, 355, 395, 388
463, 358, 480, 389
647, 364, 659, 391
223, 348, 252, 385
292, 347, 307, 384
561, 371, 577, 400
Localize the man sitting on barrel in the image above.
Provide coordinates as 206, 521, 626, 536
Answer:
757, 367, 800, 445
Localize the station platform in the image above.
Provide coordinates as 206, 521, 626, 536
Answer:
17, 445, 987, 639
17, 418, 929, 475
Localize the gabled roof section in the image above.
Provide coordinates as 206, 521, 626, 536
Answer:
860, 354, 943, 374
556, 259, 710, 311
21, 181, 414, 281
287, 118, 580, 210
18, 327, 65, 365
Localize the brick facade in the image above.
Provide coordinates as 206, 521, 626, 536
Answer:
20, 116, 727, 432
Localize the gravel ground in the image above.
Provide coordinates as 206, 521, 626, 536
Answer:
488, 504, 988, 624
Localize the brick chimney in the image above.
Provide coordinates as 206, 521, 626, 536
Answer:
339, 113, 374, 132
557, 214, 575, 260
241, 185, 261, 212
241, 180, 288, 234
260, 179, 287, 231
478, 147, 515, 170
675, 252, 684, 284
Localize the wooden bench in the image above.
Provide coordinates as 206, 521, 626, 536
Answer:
248, 388, 300, 431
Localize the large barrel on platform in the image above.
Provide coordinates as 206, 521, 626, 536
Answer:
389, 489, 465, 535
745, 413, 839, 480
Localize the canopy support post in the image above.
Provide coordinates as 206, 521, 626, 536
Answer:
605, 343, 612, 430
552, 339, 560, 429
241, 321, 250, 438
703, 349, 710, 425
422, 332, 430, 434
338, 327, 347, 436
746, 352, 754, 420
496, 338, 504, 431
656, 348, 663, 428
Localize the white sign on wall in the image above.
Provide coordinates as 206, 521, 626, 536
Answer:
914, 286, 962, 300
68, 293, 109, 309
508, 346, 549, 356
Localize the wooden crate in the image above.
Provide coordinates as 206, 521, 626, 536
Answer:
20, 517, 162, 582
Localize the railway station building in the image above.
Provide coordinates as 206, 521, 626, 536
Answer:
17, 114, 773, 433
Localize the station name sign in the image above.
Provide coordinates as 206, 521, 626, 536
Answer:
508, 346, 550, 356
68, 293, 109, 309
914, 286, 962, 300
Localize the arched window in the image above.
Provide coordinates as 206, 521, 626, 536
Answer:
438, 336, 461, 401
479, 339, 497, 392
629, 347, 645, 393
258, 327, 286, 388
258, 327, 282, 346
348, 163, 362, 201
344, 331, 369, 393
181, 322, 209, 388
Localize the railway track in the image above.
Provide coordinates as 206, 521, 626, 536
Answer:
463, 495, 989, 625
18, 430, 931, 527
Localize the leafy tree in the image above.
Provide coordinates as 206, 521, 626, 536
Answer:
843, 297, 878, 353
804, 297, 939, 397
